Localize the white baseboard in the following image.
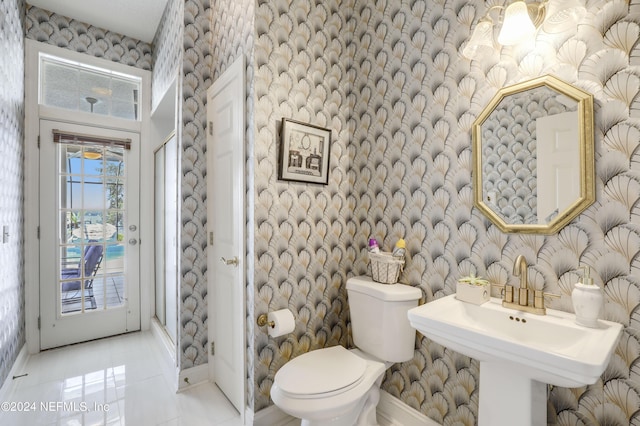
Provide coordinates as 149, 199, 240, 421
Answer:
177, 363, 210, 392
377, 390, 439, 426
0, 344, 30, 401
249, 390, 438, 426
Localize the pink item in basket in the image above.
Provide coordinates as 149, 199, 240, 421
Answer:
368, 238, 380, 253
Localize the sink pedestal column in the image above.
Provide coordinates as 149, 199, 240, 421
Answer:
478, 362, 547, 426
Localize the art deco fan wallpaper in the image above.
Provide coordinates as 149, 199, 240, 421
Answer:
4, 0, 639, 424
246, 1, 640, 423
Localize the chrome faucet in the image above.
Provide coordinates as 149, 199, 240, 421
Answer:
502, 255, 552, 315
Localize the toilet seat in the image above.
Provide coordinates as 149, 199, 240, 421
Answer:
271, 348, 387, 426
275, 346, 367, 398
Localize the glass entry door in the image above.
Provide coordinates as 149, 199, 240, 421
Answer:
39, 120, 140, 349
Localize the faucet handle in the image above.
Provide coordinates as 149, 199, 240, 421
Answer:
533, 291, 561, 310
497, 284, 515, 303
488, 284, 505, 298
504, 285, 514, 303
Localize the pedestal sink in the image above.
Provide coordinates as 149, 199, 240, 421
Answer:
407, 295, 623, 426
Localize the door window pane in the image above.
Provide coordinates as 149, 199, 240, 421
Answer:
58, 141, 127, 315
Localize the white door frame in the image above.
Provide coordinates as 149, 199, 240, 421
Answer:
24, 40, 152, 354
206, 55, 247, 415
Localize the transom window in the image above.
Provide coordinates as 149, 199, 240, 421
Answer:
39, 54, 141, 121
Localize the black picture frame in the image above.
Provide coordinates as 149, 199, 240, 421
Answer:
278, 118, 331, 185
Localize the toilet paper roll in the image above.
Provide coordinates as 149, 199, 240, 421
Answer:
267, 309, 295, 338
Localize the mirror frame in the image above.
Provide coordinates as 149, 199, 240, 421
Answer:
472, 74, 595, 234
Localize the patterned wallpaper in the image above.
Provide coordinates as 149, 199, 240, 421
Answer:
252, 0, 354, 411
209, 0, 640, 421
25, 5, 152, 71
152, 0, 182, 112
16, 1, 640, 424
177, 0, 212, 369
0, 0, 25, 388
350, 0, 640, 424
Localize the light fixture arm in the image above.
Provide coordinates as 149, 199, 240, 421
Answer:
525, 0, 548, 28
478, 5, 505, 26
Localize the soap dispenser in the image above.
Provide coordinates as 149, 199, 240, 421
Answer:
571, 266, 603, 328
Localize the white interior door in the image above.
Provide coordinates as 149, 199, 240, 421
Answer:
206, 56, 246, 413
39, 119, 141, 350
536, 111, 580, 223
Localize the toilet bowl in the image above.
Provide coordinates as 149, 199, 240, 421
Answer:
270, 276, 422, 425
271, 346, 386, 426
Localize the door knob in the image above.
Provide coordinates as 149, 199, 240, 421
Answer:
128, 238, 138, 245
220, 256, 238, 266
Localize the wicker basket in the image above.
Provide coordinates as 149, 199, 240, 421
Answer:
369, 251, 405, 284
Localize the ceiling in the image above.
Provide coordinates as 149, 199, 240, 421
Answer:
28, 0, 169, 43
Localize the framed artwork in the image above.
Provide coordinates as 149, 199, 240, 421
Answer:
278, 118, 331, 185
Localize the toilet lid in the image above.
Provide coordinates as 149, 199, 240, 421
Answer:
275, 346, 366, 396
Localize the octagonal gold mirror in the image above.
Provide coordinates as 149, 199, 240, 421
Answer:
472, 75, 595, 234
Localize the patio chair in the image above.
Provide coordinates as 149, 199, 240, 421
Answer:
61, 245, 104, 311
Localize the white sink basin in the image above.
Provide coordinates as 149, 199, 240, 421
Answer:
408, 295, 622, 388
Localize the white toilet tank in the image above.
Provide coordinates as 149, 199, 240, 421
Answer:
347, 276, 422, 363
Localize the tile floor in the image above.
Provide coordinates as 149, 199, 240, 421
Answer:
0, 331, 243, 426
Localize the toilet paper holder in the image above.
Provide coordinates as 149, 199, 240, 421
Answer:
257, 314, 275, 328
258, 309, 296, 337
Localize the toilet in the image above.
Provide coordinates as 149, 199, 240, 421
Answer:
270, 276, 422, 426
